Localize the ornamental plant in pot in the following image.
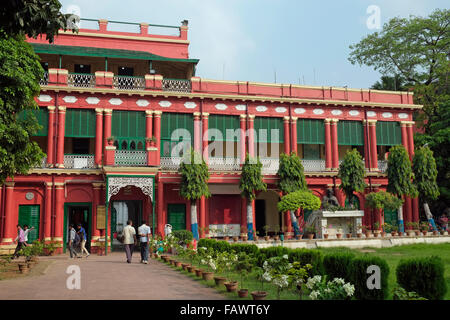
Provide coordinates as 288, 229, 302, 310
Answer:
263, 225, 270, 241
335, 228, 343, 239
106, 136, 115, 146
223, 253, 239, 293
356, 223, 363, 238
273, 225, 280, 241
252, 266, 269, 300
322, 225, 330, 239
420, 222, 429, 236
235, 252, 254, 298
346, 222, 354, 238
304, 225, 316, 240
373, 222, 380, 237
213, 253, 227, 286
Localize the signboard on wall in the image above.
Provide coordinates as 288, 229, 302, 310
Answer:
97, 205, 106, 230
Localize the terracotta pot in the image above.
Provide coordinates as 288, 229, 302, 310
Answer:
432, 231, 438, 236
195, 269, 203, 277
181, 263, 189, 271
202, 272, 214, 281
398, 232, 404, 236
346, 233, 352, 239
175, 261, 182, 268
440, 230, 445, 235
224, 236, 230, 241
414, 230, 420, 236
307, 233, 314, 240
391, 232, 397, 237
274, 236, 280, 241
264, 236, 270, 241
381, 232, 386, 238
253, 236, 257, 241
373, 232, 379, 238
356, 233, 362, 238
18, 263, 29, 274
214, 276, 226, 286
365, 232, 372, 238
422, 231, 428, 236
296, 234, 303, 240
187, 266, 195, 273
224, 281, 239, 292
323, 234, 329, 239
238, 289, 249, 298
233, 237, 239, 242
336, 233, 342, 239
251, 291, 267, 300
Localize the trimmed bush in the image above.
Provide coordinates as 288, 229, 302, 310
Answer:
350, 255, 390, 300
230, 243, 259, 255
256, 246, 290, 266
288, 248, 324, 276
323, 252, 355, 281
198, 238, 215, 250
172, 230, 193, 245
396, 256, 447, 300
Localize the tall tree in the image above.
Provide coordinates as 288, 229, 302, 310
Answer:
412, 146, 439, 230
386, 145, 419, 233
239, 154, 267, 240
338, 149, 367, 209
0, 0, 77, 185
371, 74, 409, 91
277, 152, 307, 236
178, 150, 210, 241
349, 9, 450, 132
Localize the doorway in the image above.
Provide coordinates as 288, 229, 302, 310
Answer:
63, 203, 92, 252
255, 200, 266, 237
111, 200, 142, 251
167, 204, 186, 231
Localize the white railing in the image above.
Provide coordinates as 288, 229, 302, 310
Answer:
63, 154, 95, 169
161, 156, 182, 170
68, 73, 95, 88
115, 150, 147, 166
209, 157, 241, 171
302, 159, 326, 172
378, 160, 388, 173
113, 76, 145, 90
260, 158, 279, 174
162, 79, 191, 93
39, 72, 49, 85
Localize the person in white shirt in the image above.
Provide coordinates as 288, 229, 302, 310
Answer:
15, 225, 34, 247
138, 221, 151, 264
123, 220, 136, 263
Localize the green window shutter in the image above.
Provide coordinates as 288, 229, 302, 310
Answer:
65, 109, 96, 138
337, 121, 364, 146
208, 114, 240, 141
161, 113, 194, 141
112, 111, 146, 150
297, 119, 325, 144
376, 121, 402, 146
18, 205, 40, 242
18, 108, 48, 136
254, 117, 284, 143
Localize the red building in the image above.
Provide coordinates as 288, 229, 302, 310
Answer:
0, 19, 422, 254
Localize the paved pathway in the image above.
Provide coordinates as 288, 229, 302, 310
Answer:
0, 253, 225, 300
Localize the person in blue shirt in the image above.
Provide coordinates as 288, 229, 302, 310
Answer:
77, 224, 90, 258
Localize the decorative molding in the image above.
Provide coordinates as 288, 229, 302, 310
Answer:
63, 96, 77, 103
255, 106, 268, 112
159, 100, 172, 108
367, 111, 377, 117
215, 103, 228, 110
184, 101, 197, 109
331, 110, 342, 116
275, 107, 287, 113
235, 104, 246, 111
109, 98, 123, 106
136, 99, 150, 107
349, 110, 360, 116
107, 176, 154, 202
382, 112, 393, 118
38, 94, 52, 102
313, 109, 324, 115
294, 108, 306, 114
398, 113, 409, 119
57, 106, 66, 112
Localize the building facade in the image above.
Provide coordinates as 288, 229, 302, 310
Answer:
0, 19, 422, 253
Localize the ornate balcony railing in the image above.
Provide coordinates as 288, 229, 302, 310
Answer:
260, 158, 280, 174
302, 159, 326, 172
113, 76, 145, 90
161, 156, 182, 170
378, 160, 388, 173
39, 72, 49, 85
162, 79, 191, 93
115, 150, 147, 166
68, 73, 96, 88
209, 157, 240, 171
63, 154, 95, 169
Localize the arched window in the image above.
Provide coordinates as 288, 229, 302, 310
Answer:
137, 141, 144, 150
121, 140, 128, 150
130, 141, 136, 150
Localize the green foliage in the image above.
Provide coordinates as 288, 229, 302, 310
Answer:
178, 149, 210, 201
0, 0, 77, 43
287, 248, 324, 276
323, 252, 355, 282
392, 287, 427, 300
0, 34, 46, 184
239, 154, 267, 200
350, 255, 390, 300
386, 145, 418, 198
365, 191, 404, 211
230, 243, 259, 256
277, 190, 321, 213
396, 256, 447, 300
412, 146, 440, 202
371, 75, 409, 91
338, 149, 367, 205
257, 246, 290, 266
172, 230, 193, 245
277, 152, 307, 194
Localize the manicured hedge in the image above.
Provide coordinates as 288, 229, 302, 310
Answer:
323, 252, 355, 282
396, 256, 447, 300
256, 246, 290, 266
288, 248, 324, 276
172, 230, 193, 245
230, 243, 259, 255
350, 255, 390, 300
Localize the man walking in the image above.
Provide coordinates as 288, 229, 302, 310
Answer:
68, 224, 79, 259
23, 225, 35, 246
77, 224, 90, 258
12, 225, 25, 259
123, 220, 136, 263
138, 220, 151, 264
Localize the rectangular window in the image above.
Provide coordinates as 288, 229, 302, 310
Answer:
337, 120, 364, 146
18, 108, 48, 137
161, 112, 194, 156
376, 121, 402, 146
18, 205, 40, 243
208, 114, 240, 142
254, 117, 284, 143
65, 109, 96, 138
74, 64, 91, 74
297, 119, 325, 144
112, 110, 146, 150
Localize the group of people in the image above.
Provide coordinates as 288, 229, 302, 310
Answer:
67, 224, 90, 259
12, 224, 35, 259
120, 220, 151, 264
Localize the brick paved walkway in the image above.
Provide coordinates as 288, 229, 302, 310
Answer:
0, 253, 225, 300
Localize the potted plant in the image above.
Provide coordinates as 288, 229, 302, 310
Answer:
235, 252, 253, 298
322, 225, 329, 239
356, 223, 363, 238
335, 228, 343, 239
390, 224, 399, 236
106, 136, 115, 146
420, 222, 429, 236
222, 225, 230, 241
252, 266, 269, 300
223, 253, 239, 293
253, 230, 258, 241
304, 225, 316, 240
373, 222, 380, 237
346, 222, 353, 238
362, 225, 372, 238
273, 225, 280, 241
263, 225, 270, 241
380, 223, 387, 237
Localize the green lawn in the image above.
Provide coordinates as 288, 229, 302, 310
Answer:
163, 243, 450, 300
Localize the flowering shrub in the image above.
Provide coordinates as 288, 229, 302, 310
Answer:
306, 276, 355, 300
263, 255, 293, 299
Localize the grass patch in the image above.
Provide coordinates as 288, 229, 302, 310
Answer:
0, 259, 52, 281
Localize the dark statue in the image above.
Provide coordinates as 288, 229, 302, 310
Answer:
321, 188, 340, 209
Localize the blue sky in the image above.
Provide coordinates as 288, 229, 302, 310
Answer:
60, 0, 449, 89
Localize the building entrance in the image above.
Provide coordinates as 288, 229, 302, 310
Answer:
111, 200, 143, 251
63, 203, 91, 252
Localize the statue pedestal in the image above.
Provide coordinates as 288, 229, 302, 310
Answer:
317, 210, 364, 239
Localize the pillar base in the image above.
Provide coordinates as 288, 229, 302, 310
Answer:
56, 164, 64, 168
